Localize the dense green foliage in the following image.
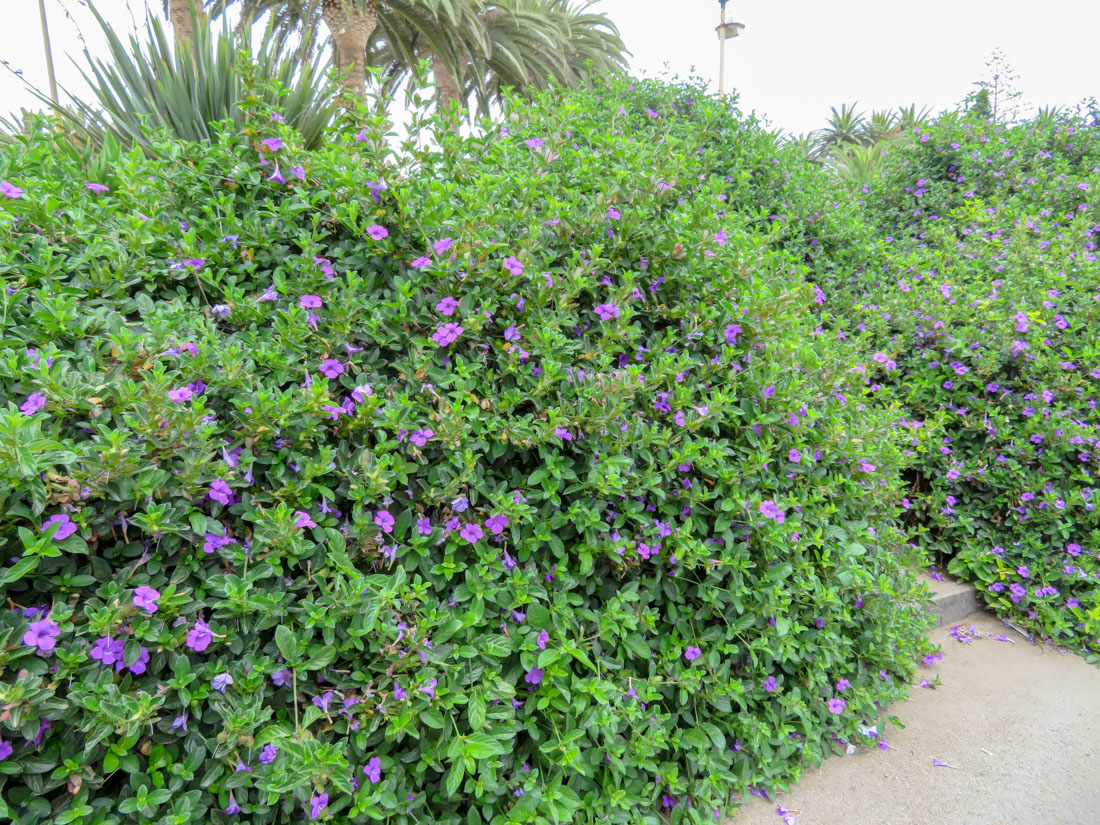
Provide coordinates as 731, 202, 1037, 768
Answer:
819, 111, 1100, 657
0, 76, 935, 823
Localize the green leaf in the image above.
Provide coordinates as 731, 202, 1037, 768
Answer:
463, 733, 506, 760
444, 758, 464, 797
274, 625, 297, 663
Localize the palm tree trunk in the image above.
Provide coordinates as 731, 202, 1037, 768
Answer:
168, 0, 206, 45
431, 49, 463, 113
322, 0, 380, 98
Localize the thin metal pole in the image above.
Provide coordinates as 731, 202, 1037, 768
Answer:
718, 1, 726, 94
38, 0, 59, 105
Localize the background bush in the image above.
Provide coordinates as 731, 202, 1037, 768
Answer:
818, 111, 1100, 657
0, 75, 933, 824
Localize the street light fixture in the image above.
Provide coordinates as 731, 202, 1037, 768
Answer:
716, 0, 745, 96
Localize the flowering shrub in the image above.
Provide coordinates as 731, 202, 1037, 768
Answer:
820, 111, 1100, 658
0, 75, 932, 824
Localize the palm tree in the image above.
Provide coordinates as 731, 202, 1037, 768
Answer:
373, 0, 626, 118
206, 0, 625, 106
166, 0, 208, 45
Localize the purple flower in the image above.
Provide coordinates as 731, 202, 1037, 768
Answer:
827, 698, 846, 714
310, 794, 329, 820
503, 256, 524, 276
758, 500, 785, 524
525, 137, 544, 149
1, 180, 23, 199
553, 427, 573, 441
291, 165, 306, 180
0, 740, 12, 760
411, 256, 432, 268
84, 182, 109, 193
128, 646, 151, 674
259, 744, 279, 764
300, 294, 322, 309
536, 629, 549, 650
764, 676, 777, 692
375, 510, 395, 533
594, 303, 621, 320
209, 480, 233, 505
23, 618, 60, 652
433, 237, 454, 255
132, 586, 161, 613
525, 666, 544, 685
20, 393, 46, 415
262, 137, 284, 152
212, 672, 234, 693
460, 522, 484, 543
724, 324, 742, 344
504, 324, 520, 341
295, 511, 317, 529
485, 514, 510, 535
41, 513, 77, 540
90, 636, 126, 667
203, 533, 236, 554
186, 620, 213, 652
436, 296, 459, 316
410, 429, 434, 447
836, 679, 850, 692
272, 668, 292, 687
416, 517, 432, 535
225, 792, 241, 816
763, 384, 776, 400
364, 757, 382, 784
319, 359, 344, 379
367, 224, 389, 241
268, 165, 286, 184
167, 386, 194, 403
684, 645, 701, 662
788, 449, 801, 463
432, 323, 464, 347
420, 678, 437, 698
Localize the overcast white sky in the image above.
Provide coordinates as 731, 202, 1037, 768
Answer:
2, 0, 1098, 136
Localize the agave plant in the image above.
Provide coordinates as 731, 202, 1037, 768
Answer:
43, 4, 338, 152
820, 103, 867, 150
830, 141, 887, 183
863, 109, 899, 144
896, 103, 933, 135
783, 131, 826, 163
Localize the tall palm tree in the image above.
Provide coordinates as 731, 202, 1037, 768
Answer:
373, 0, 627, 118
321, 0, 380, 96
206, 0, 382, 95
207, 0, 624, 107
166, 0, 208, 44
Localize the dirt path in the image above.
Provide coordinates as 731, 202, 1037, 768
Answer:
728, 612, 1100, 825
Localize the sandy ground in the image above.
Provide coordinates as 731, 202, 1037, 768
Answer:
728, 612, 1100, 825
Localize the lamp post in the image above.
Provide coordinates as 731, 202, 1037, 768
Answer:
716, 0, 745, 96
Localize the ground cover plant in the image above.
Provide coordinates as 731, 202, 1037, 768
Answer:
0, 74, 934, 824
817, 110, 1100, 658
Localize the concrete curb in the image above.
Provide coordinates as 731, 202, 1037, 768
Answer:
921, 572, 980, 627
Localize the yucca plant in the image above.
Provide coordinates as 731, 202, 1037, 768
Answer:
42, 4, 339, 153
